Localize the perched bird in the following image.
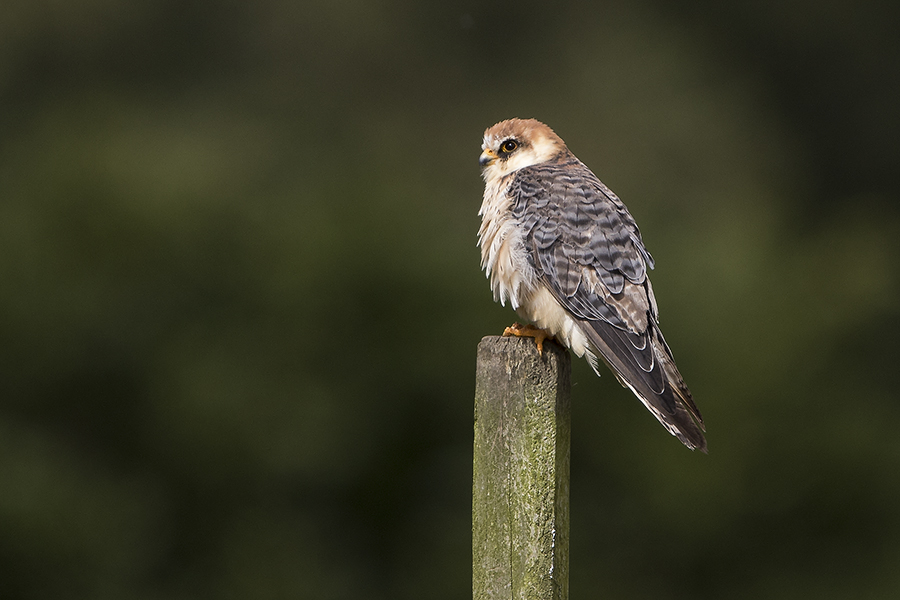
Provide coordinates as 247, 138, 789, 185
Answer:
478, 118, 706, 452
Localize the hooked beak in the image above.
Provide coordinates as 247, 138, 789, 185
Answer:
479, 148, 498, 167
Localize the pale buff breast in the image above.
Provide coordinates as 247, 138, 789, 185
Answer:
477, 180, 597, 368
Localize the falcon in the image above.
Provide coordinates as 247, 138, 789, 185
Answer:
478, 118, 706, 452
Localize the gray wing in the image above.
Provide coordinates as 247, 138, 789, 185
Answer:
509, 154, 707, 452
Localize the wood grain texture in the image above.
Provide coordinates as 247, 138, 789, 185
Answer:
473, 335, 571, 600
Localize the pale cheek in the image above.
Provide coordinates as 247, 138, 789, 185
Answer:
504, 150, 540, 173
482, 149, 544, 183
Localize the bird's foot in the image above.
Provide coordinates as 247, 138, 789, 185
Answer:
502, 322, 555, 355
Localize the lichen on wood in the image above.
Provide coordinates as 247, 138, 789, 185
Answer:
473, 335, 571, 600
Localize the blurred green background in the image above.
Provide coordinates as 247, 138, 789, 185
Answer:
1, 0, 899, 598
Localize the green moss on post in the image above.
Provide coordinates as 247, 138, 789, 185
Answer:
473, 335, 571, 600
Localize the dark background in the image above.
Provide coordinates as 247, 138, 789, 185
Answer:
2, 1, 899, 598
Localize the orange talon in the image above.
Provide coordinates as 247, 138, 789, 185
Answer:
502, 322, 554, 355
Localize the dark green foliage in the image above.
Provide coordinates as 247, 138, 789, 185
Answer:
1, 1, 899, 598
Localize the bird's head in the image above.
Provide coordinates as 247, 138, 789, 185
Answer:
480, 118, 566, 183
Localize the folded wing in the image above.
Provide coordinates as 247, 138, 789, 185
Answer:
510, 156, 707, 451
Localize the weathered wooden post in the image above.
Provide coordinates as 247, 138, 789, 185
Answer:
473, 335, 571, 600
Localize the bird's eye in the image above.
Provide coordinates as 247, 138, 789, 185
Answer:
499, 139, 518, 154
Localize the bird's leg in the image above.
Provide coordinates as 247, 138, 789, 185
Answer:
502, 322, 555, 355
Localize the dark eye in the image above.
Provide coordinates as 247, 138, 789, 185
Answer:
499, 139, 518, 154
